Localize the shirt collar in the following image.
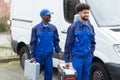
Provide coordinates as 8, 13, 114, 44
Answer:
40, 21, 50, 29
77, 19, 88, 27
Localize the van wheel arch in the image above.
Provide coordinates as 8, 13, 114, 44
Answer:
17, 42, 26, 54
18, 45, 30, 69
90, 57, 111, 80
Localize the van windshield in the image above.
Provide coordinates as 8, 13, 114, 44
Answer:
86, 0, 120, 27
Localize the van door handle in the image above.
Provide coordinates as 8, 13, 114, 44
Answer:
61, 30, 67, 34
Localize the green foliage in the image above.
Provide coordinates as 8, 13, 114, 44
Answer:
0, 17, 9, 32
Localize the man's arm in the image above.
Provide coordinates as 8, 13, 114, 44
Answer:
53, 28, 61, 54
91, 25, 96, 54
64, 26, 74, 63
30, 26, 37, 59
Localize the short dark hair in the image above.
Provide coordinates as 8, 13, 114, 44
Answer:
76, 3, 90, 13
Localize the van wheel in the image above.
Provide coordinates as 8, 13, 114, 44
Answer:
90, 62, 111, 80
19, 46, 30, 69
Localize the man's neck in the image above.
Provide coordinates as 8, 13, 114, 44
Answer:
80, 19, 86, 24
43, 21, 48, 25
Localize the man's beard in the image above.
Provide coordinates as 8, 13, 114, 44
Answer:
45, 19, 50, 23
82, 16, 89, 21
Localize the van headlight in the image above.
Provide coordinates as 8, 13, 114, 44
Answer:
113, 44, 120, 56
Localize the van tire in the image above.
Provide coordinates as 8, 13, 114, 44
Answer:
90, 62, 111, 80
19, 46, 30, 69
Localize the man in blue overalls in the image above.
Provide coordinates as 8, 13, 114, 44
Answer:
64, 3, 96, 80
30, 9, 62, 80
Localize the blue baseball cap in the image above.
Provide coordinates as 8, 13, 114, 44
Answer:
40, 9, 53, 16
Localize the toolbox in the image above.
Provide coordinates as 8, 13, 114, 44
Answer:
57, 64, 77, 80
24, 59, 40, 80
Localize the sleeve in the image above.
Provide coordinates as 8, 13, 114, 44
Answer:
30, 27, 37, 58
64, 26, 74, 63
91, 25, 96, 54
53, 28, 61, 54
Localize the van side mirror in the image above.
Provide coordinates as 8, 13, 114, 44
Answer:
7, 20, 10, 26
6, 20, 11, 30
73, 14, 79, 22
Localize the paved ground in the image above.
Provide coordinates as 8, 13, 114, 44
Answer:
0, 32, 58, 80
0, 61, 27, 80
0, 32, 11, 44
0, 32, 17, 60
0, 60, 58, 80
0, 32, 25, 80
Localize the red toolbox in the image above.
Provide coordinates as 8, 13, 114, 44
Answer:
58, 64, 77, 80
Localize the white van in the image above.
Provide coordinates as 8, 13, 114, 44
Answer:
10, 0, 120, 80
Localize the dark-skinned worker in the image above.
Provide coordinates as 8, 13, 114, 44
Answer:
30, 9, 62, 80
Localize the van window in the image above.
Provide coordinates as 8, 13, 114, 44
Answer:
64, 0, 79, 23
86, 0, 120, 27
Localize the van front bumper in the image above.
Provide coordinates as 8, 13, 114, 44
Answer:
105, 63, 120, 80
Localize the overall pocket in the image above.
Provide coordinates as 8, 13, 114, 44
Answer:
74, 31, 83, 42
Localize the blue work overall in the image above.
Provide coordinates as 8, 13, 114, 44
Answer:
64, 20, 96, 80
30, 22, 61, 80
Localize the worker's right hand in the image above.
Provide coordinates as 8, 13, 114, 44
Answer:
30, 58, 36, 63
65, 63, 69, 68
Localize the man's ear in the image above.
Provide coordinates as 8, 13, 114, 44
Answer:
41, 15, 45, 19
41, 16, 43, 18
41, 16, 45, 20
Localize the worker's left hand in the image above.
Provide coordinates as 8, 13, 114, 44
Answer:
58, 53, 63, 59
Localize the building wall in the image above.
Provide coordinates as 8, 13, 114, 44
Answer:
0, 0, 10, 18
